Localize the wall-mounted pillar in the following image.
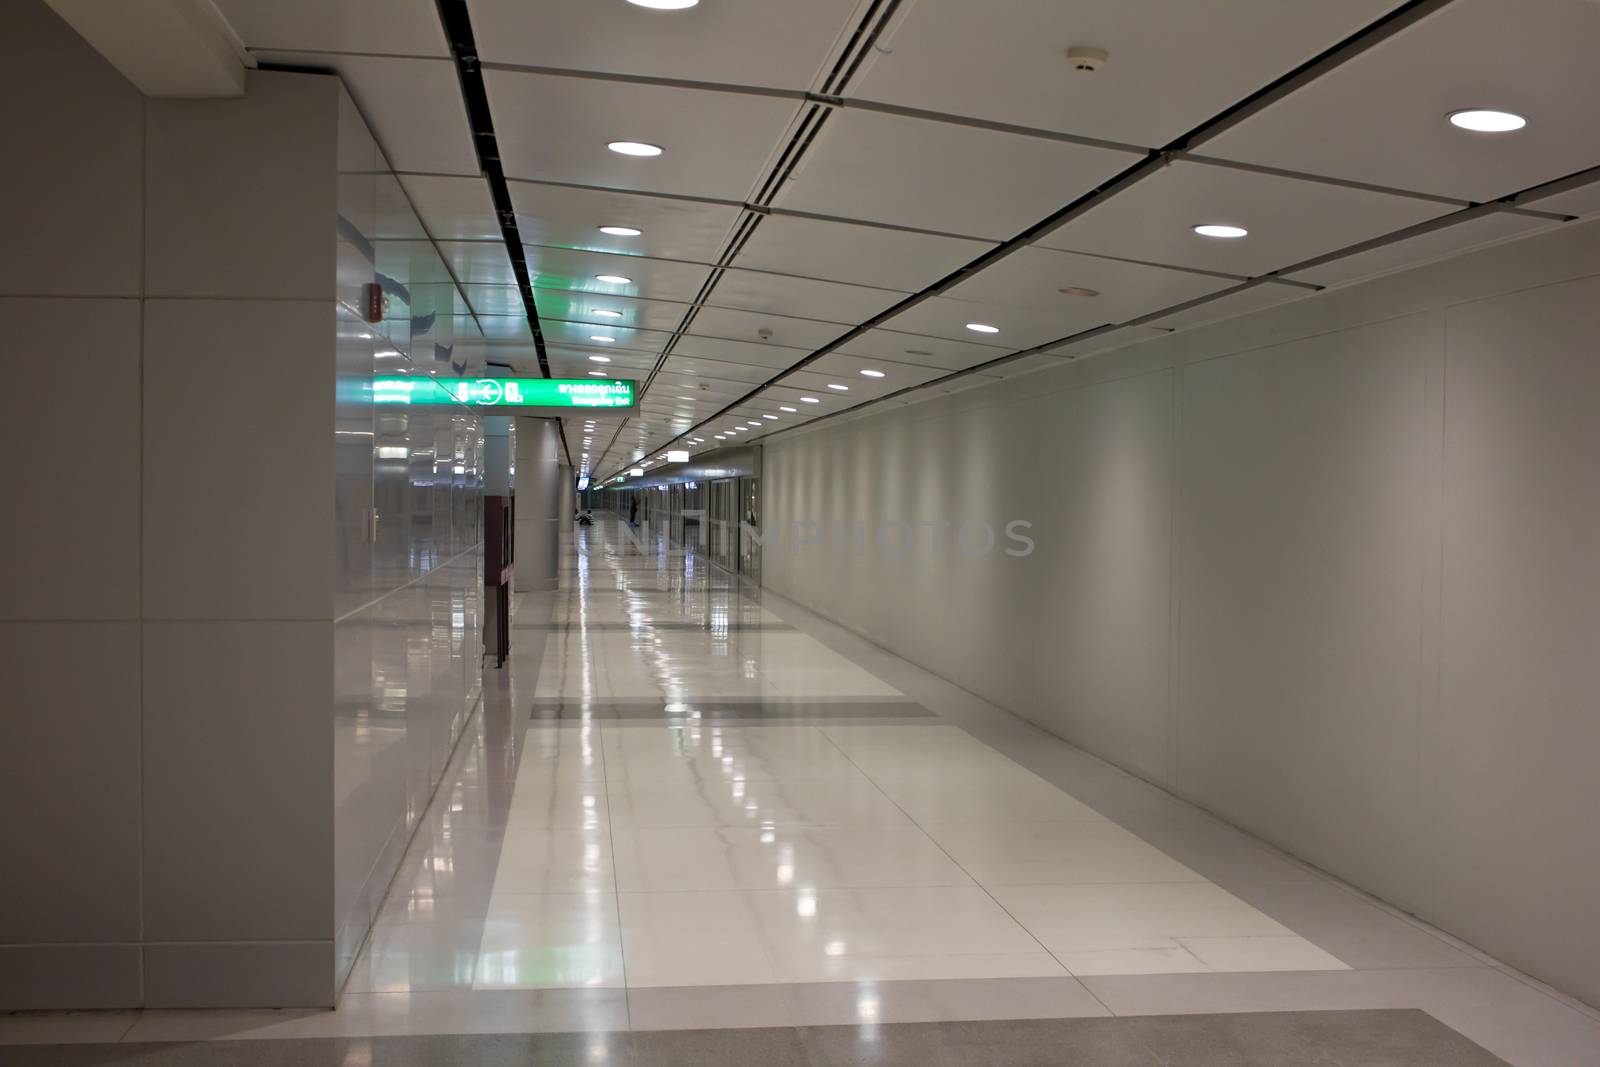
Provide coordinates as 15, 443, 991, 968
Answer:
514, 418, 561, 592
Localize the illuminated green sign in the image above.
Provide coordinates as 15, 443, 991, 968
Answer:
370, 377, 635, 409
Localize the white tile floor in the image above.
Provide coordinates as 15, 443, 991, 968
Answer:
6, 516, 1600, 1065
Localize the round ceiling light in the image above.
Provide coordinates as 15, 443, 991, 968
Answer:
590, 309, 623, 318
1193, 224, 1248, 239
589, 335, 616, 343
588, 371, 607, 376
860, 369, 885, 378
588, 355, 612, 363
780, 406, 798, 412
965, 322, 1000, 334
1059, 286, 1100, 298
627, 0, 699, 8
1448, 109, 1527, 133
800, 396, 820, 403
607, 141, 663, 157
595, 274, 632, 285
763, 414, 778, 420
599, 225, 642, 236
827, 383, 849, 391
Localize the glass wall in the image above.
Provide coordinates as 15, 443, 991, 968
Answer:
593, 473, 761, 580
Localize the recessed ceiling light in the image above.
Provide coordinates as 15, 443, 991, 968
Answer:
714, 434, 725, 439
746, 421, 761, 427
599, 225, 642, 236
827, 383, 849, 391
965, 322, 1000, 334
763, 414, 778, 420
780, 405, 797, 412
595, 274, 632, 285
1448, 109, 1527, 133
800, 396, 820, 403
588, 371, 607, 376
589, 336, 616, 344
1059, 287, 1100, 298
591, 309, 623, 318
859, 369, 885, 378
627, 0, 698, 8
607, 141, 663, 157
588, 355, 612, 363
1193, 224, 1248, 239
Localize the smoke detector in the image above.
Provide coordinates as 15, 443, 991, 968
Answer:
757, 326, 774, 341
1066, 46, 1108, 73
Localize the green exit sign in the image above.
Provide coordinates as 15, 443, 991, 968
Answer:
370, 377, 635, 409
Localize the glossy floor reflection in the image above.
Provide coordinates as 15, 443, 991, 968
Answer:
360, 518, 1343, 998
7, 518, 1600, 1065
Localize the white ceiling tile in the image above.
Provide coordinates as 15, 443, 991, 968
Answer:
507, 182, 744, 263
1141, 281, 1311, 332
471, 315, 532, 341
218, 0, 448, 56
709, 269, 906, 322
799, 353, 952, 391
1039, 161, 1452, 276
1518, 177, 1600, 218
658, 354, 773, 385
255, 53, 478, 176
773, 108, 1137, 239
944, 246, 1233, 323
849, 0, 1403, 146
522, 246, 713, 303
534, 290, 691, 332
671, 335, 808, 371
1284, 212, 1565, 287
468, 0, 857, 90
1200, 0, 1600, 203
834, 328, 1007, 371
733, 214, 992, 291
397, 175, 500, 241
434, 240, 517, 286
541, 320, 672, 354
880, 294, 1104, 351
458, 283, 523, 316
485, 70, 799, 200
687, 306, 846, 351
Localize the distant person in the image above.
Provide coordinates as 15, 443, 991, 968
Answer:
629, 497, 639, 526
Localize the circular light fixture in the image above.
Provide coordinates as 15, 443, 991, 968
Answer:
589, 335, 616, 344
588, 355, 612, 364
1193, 224, 1248, 239
763, 414, 778, 420
1448, 109, 1527, 133
714, 434, 726, 439
626, 0, 699, 8
800, 396, 820, 403
827, 383, 849, 391
1059, 286, 1100, 298
599, 225, 642, 236
591, 309, 623, 318
780, 405, 797, 412
595, 274, 632, 285
860, 369, 885, 378
607, 141, 663, 157
965, 322, 1000, 334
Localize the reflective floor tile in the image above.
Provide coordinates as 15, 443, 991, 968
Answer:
922, 821, 1205, 885
473, 892, 625, 990
606, 775, 909, 829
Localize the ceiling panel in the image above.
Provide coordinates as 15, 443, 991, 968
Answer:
457, 284, 524, 316
657, 354, 774, 385
773, 109, 1137, 239
471, 315, 533, 341
733, 214, 993, 291
507, 181, 745, 263
848, 0, 1403, 146
708, 268, 906, 323
802, 352, 953, 391
1518, 178, 1600, 219
432, 240, 517, 286
942, 246, 1234, 324
485, 70, 799, 200
534, 290, 691, 333
1141, 281, 1310, 332
1039, 161, 1452, 276
218, 0, 448, 56
522, 246, 713, 303
1283, 212, 1564, 287
468, 0, 856, 90
541, 320, 673, 354
397, 175, 500, 241
671, 335, 810, 371
881, 294, 1108, 351
1200, 0, 1600, 203
834, 328, 1007, 371
686, 305, 847, 351
255, 53, 479, 176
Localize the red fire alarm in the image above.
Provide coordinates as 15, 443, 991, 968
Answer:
362, 282, 385, 324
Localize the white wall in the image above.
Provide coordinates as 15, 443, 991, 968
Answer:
0, 1, 488, 1011
762, 216, 1600, 1008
